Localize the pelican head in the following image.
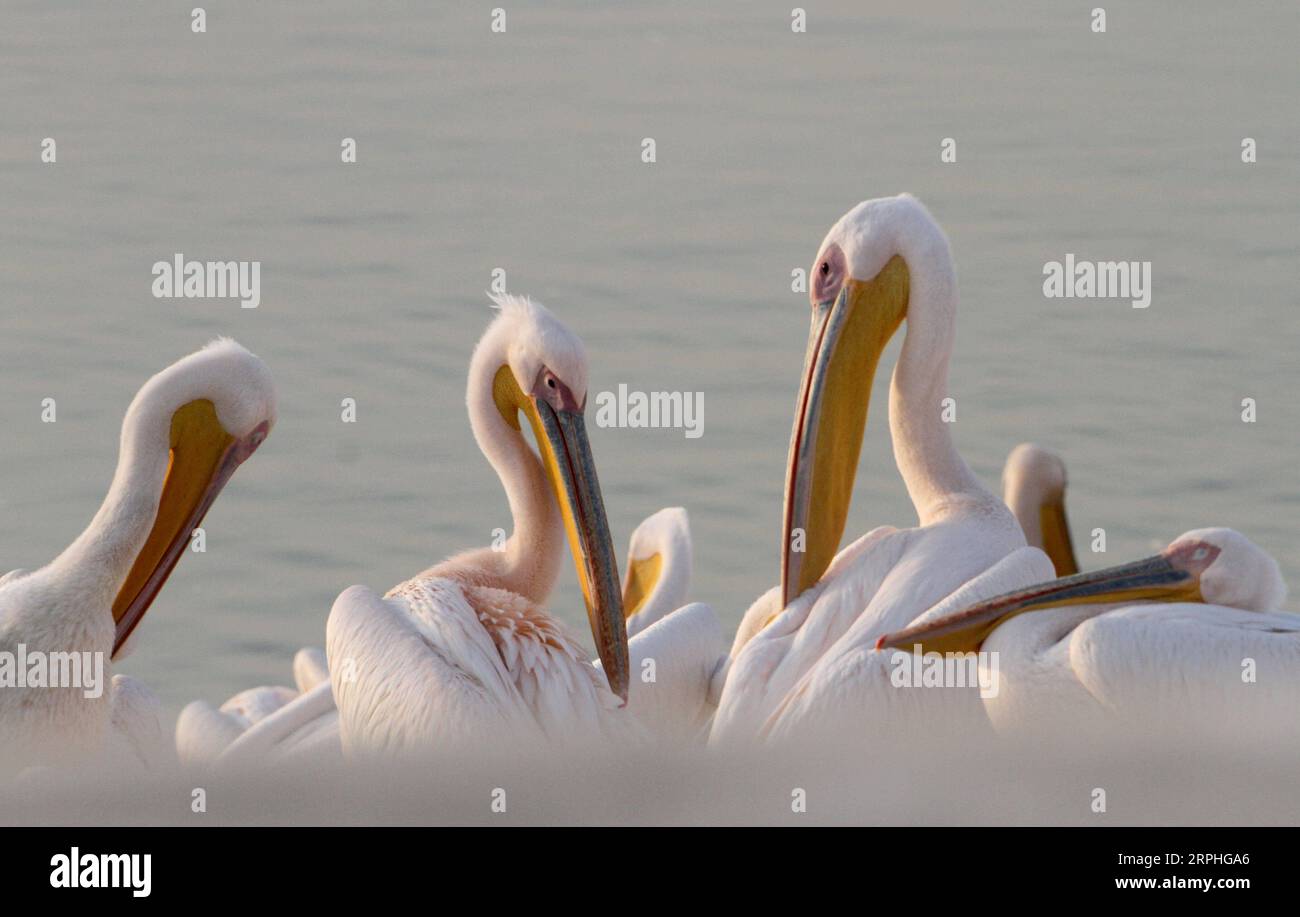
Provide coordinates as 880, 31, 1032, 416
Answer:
876, 527, 1287, 655
782, 195, 943, 606
108, 339, 276, 657
622, 506, 692, 633
1003, 443, 1079, 577
473, 294, 629, 700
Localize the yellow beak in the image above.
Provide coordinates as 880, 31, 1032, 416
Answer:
781, 255, 909, 607
112, 399, 269, 658
622, 553, 663, 619
1038, 496, 1080, 578
495, 366, 630, 701
875, 539, 1219, 655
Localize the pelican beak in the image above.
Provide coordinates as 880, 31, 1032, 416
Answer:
622, 553, 662, 619
1038, 495, 1080, 577
875, 540, 1220, 655
112, 400, 269, 658
781, 255, 909, 607
520, 375, 629, 702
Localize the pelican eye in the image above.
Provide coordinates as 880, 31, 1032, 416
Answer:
819, 261, 830, 277
1193, 547, 1209, 561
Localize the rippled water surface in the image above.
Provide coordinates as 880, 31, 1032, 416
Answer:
1, 1, 1297, 716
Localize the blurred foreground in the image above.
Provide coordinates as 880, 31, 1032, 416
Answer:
5, 730, 1296, 826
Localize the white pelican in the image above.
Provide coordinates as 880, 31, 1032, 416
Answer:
877, 528, 1295, 741
711, 194, 1054, 742
326, 295, 720, 755
105, 674, 168, 768
0, 340, 275, 771
610, 505, 721, 742
622, 506, 693, 637
1002, 443, 1078, 577
174, 647, 339, 768
174, 505, 714, 765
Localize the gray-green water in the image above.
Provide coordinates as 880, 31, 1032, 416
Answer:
2, 1, 1297, 719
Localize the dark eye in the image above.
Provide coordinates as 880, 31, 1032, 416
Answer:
819, 261, 830, 277
547, 377, 556, 389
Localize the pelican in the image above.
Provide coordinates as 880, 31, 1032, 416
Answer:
174, 647, 338, 768
325, 295, 720, 755
877, 528, 1295, 740
174, 504, 714, 765
0, 340, 275, 771
610, 505, 721, 742
1002, 443, 1078, 577
622, 506, 693, 637
711, 194, 1055, 742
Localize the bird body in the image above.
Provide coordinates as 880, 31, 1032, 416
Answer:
176, 504, 718, 765
881, 527, 1296, 741
0, 340, 274, 771
325, 295, 719, 756
713, 194, 1051, 743
330, 576, 629, 754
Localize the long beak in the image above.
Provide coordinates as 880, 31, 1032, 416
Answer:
875, 539, 1220, 655
529, 399, 630, 701
112, 400, 269, 658
781, 255, 909, 607
622, 552, 662, 619
1039, 496, 1080, 577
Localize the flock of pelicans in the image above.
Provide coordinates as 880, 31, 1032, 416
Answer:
3, 193, 1297, 779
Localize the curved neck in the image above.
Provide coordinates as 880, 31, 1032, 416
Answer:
887, 216, 988, 525
465, 335, 564, 605
638, 536, 691, 625
43, 400, 172, 613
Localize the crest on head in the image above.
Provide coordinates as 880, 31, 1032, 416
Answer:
487, 293, 589, 404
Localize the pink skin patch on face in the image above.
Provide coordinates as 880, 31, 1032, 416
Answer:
1164, 540, 1221, 578
811, 242, 847, 307
532, 367, 583, 413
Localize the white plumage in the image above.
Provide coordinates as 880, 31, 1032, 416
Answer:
623, 506, 693, 637
888, 444, 1299, 741
175, 503, 721, 765
712, 195, 1053, 743
324, 297, 721, 756
894, 522, 1298, 741
0, 340, 275, 772
175, 647, 339, 768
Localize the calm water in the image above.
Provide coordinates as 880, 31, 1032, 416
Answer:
1, 1, 1297, 716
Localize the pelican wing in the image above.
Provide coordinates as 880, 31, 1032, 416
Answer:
1050, 602, 1300, 735
107, 674, 167, 768
217, 681, 340, 768
761, 546, 1054, 742
711, 526, 906, 741
175, 646, 341, 768
617, 602, 724, 743
176, 684, 297, 765
326, 579, 540, 754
